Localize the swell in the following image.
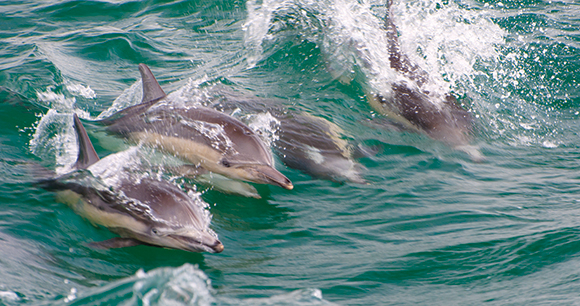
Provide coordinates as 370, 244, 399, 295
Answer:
1, 0, 579, 305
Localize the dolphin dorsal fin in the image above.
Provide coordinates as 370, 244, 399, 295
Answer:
73, 114, 100, 169
139, 63, 166, 104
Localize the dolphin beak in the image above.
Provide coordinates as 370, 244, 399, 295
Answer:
212, 242, 225, 253
251, 165, 294, 190
202, 239, 224, 253
169, 234, 224, 253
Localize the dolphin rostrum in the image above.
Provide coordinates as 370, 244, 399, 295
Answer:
100, 64, 293, 190
367, 0, 481, 159
38, 114, 223, 253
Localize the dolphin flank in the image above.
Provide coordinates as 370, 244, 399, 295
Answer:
100, 64, 293, 190
37, 114, 223, 253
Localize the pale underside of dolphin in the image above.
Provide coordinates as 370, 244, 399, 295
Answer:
367, 0, 482, 160
100, 64, 293, 190
38, 114, 223, 253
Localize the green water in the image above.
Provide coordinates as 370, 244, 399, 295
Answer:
1, 0, 580, 305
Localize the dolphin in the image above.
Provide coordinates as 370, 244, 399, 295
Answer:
37, 114, 224, 253
276, 112, 366, 183
367, 0, 481, 159
100, 64, 293, 190
207, 87, 366, 183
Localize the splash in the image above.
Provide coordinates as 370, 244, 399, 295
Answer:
169, 76, 213, 108
392, 0, 505, 89
36, 87, 77, 111
0, 290, 20, 304
178, 115, 238, 155
97, 80, 143, 119
66, 82, 96, 99
241, 0, 576, 150
86, 146, 142, 186
323, 0, 505, 96
62, 264, 215, 306
57, 264, 335, 306
29, 109, 77, 172
243, 0, 295, 68
242, 0, 505, 96
32, 83, 98, 170
244, 112, 281, 148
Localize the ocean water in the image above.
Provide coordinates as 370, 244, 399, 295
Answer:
1, 0, 580, 305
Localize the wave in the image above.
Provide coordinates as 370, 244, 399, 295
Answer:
244, 0, 503, 91
49, 264, 335, 306
241, 0, 580, 150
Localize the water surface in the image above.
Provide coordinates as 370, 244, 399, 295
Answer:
1, 0, 579, 304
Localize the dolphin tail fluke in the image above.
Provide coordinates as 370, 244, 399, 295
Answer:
139, 63, 166, 104
88, 237, 144, 249
73, 114, 100, 170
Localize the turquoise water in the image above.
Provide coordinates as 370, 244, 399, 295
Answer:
1, 0, 580, 304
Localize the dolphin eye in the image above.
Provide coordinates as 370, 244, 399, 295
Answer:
221, 159, 231, 167
151, 228, 160, 235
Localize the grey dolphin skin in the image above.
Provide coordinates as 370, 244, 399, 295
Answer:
207, 87, 366, 183
368, 0, 480, 158
100, 64, 293, 190
275, 113, 366, 184
38, 114, 223, 253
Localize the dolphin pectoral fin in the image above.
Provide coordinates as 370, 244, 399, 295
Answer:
88, 237, 144, 249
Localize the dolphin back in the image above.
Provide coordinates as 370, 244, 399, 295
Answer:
385, 0, 429, 86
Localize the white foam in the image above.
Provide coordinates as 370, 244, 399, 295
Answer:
243, 0, 295, 68
0, 291, 19, 303
245, 112, 281, 147
242, 0, 506, 97
66, 82, 97, 99
97, 80, 143, 119
168, 77, 212, 107
63, 287, 77, 303
29, 109, 78, 172
87, 146, 141, 186
63, 264, 334, 306
36, 87, 77, 110
393, 1, 505, 86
